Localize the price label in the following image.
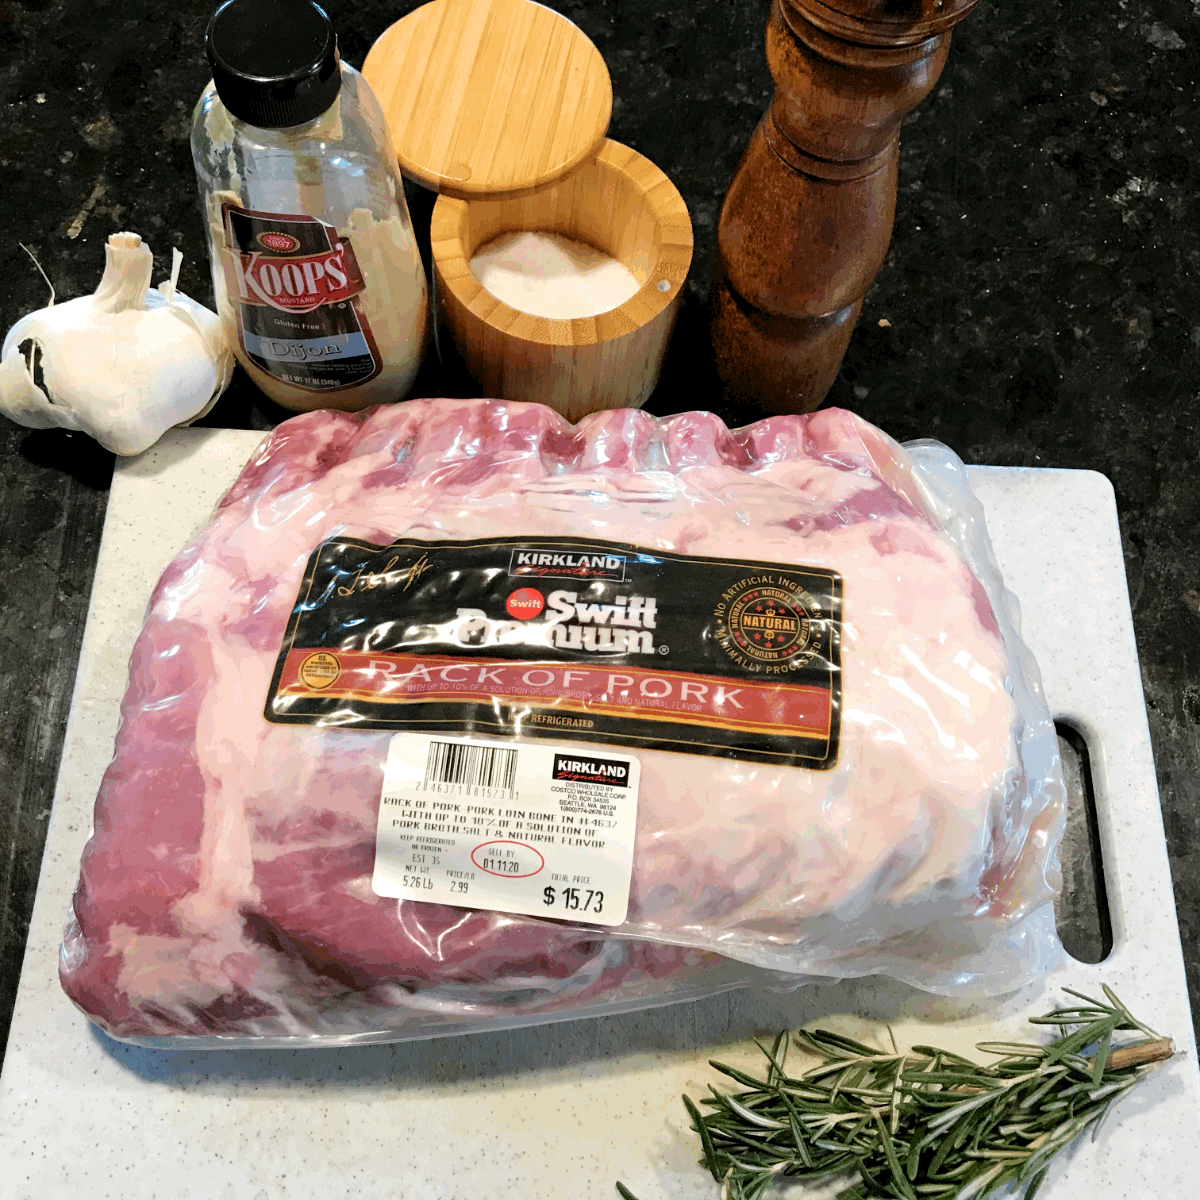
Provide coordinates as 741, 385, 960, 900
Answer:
372, 734, 640, 927
541, 885, 605, 915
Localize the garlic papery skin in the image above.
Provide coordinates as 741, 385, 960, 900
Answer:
0, 232, 233, 456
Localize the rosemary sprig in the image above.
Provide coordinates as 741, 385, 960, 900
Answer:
616, 987, 1173, 1200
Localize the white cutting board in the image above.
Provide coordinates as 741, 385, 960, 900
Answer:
0, 429, 1196, 1200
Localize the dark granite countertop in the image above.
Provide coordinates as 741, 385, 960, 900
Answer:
1, 0, 1197, 1072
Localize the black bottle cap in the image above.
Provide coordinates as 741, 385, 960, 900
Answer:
205, 0, 341, 129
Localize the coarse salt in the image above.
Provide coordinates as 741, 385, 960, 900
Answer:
470, 230, 640, 319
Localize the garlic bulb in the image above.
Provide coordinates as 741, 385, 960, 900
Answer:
0, 232, 233, 455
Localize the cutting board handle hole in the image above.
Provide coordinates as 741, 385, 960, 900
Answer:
1054, 720, 1114, 964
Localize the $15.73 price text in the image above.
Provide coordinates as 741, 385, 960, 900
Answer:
542, 885, 603, 914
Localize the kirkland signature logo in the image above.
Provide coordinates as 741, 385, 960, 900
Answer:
509, 548, 627, 582
552, 753, 630, 786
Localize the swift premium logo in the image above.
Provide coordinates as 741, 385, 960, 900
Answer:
453, 587, 659, 656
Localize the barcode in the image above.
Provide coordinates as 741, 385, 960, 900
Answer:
423, 741, 518, 793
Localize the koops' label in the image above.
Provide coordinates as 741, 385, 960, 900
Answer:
267, 536, 845, 768
221, 204, 382, 392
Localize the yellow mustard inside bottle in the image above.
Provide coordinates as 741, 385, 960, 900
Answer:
191, 0, 428, 412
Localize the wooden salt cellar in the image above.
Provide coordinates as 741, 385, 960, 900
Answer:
711, 0, 979, 414
364, 0, 692, 422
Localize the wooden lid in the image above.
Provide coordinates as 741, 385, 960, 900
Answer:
362, 0, 612, 199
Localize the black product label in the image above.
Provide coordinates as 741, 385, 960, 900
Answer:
552, 752, 631, 786
221, 204, 381, 392
265, 537, 844, 768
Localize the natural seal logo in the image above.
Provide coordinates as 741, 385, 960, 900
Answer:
714, 576, 820, 670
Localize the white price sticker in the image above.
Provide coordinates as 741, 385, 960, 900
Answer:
372, 734, 640, 926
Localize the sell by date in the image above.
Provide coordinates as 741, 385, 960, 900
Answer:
481, 857, 520, 874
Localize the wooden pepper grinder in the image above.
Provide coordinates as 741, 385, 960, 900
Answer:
711, 0, 979, 414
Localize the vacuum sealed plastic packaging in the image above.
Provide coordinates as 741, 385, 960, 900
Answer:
59, 400, 1066, 1047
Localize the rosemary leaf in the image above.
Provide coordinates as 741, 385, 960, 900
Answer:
955, 1161, 1004, 1199
1090, 1030, 1113, 1087
723, 1093, 787, 1131
1022, 1166, 1049, 1199
683, 1092, 723, 1182
905, 1127, 924, 1180
927, 1121, 961, 1178
767, 1030, 787, 1087
709, 1060, 778, 1091
875, 1112, 920, 1200
777, 1090, 814, 1169
803, 1029, 882, 1058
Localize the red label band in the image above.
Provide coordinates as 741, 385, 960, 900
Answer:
277, 651, 833, 739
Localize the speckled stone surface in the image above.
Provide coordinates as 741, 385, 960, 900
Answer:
0, 432, 1195, 1199
0, 0, 1197, 1123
